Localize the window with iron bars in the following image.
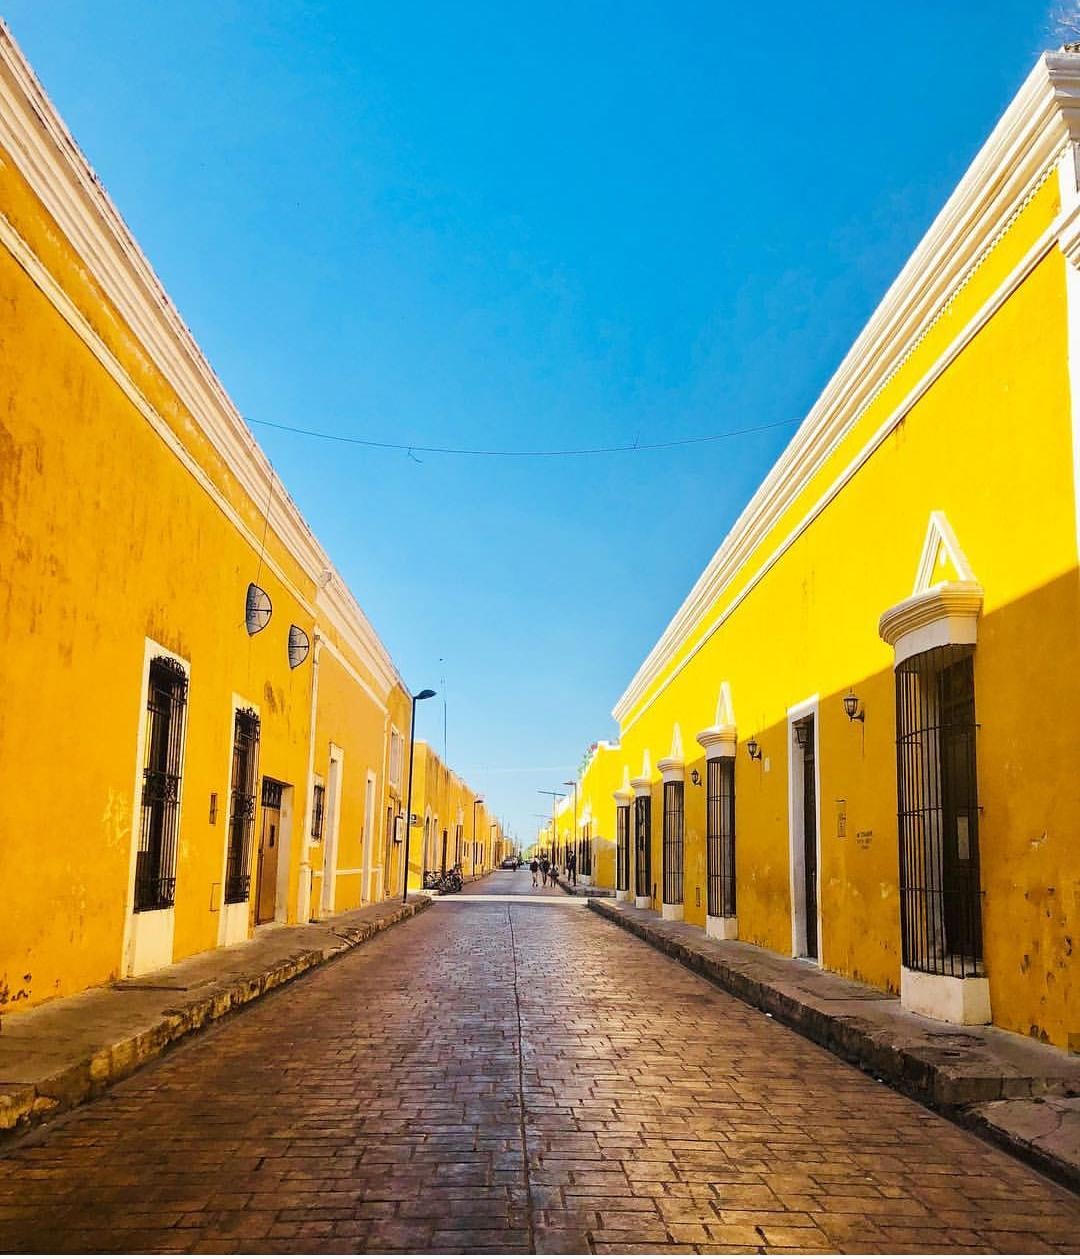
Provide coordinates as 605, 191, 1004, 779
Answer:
662, 780, 684, 905
706, 757, 736, 919
135, 657, 188, 912
225, 708, 260, 904
633, 794, 652, 900
578, 822, 593, 877
896, 644, 982, 977
311, 782, 325, 841
616, 804, 630, 891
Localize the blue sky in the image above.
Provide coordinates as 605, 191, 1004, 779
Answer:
5, 1, 1061, 844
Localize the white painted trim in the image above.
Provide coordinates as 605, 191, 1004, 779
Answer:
0, 25, 405, 700
270, 783, 293, 926
320, 743, 344, 917
786, 696, 822, 964
297, 638, 322, 924
879, 581, 983, 664
122, 637, 190, 976
1059, 147, 1080, 561
657, 758, 685, 783
706, 914, 739, 940
900, 967, 991, 1025
912, 511, 976, 593
616, 214, 1059, 734
661, 903, 684, 922
362, 770, 377, 904
615, 889, 633, 903
217, 693, 260, 947
634, 895, 652, 910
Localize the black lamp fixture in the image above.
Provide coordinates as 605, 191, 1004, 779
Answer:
794, 721, 811, 749
746, 736, 762, 762
842, 690, 866, 723
690, 767, 701, 786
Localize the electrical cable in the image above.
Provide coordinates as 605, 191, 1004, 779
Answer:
243, 414, 800, 458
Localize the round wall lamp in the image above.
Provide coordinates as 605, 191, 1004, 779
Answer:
746, 737, 762, 762
690, 768, 701, 786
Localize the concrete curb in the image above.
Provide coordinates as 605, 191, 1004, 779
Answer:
0, 896, 431, 1140
556, 877, 612, 898
589, 898, 1080, 1192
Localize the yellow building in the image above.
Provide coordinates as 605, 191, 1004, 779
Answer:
0, 28, 476, 1016
407, 741, 501, 886
567, 49, 1080, 1051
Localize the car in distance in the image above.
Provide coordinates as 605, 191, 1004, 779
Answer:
500, 856, 519, 869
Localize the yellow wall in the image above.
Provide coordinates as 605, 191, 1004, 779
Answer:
0, 76, 426, 1014
569, 175, 1079, 1048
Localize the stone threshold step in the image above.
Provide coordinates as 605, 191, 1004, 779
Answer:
589, 898, 1080, 1193
0, 895, 431, 1140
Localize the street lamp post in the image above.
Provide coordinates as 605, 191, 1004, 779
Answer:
563, 779, 578, 877
472, 797, 483, 876
401, 687, 437, 905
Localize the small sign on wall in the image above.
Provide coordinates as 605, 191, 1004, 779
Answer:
835, 799, 846, 838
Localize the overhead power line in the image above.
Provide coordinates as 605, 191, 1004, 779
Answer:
244, 414, 800, 459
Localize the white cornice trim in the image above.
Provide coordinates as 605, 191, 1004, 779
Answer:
0, 21, 405, 700
696, 726, 737, 759
629, 776, 653, 796
878, 581, 984, 665
613, 787, 633, 804
613, 52, 1080, 728
656, 756, 685, 783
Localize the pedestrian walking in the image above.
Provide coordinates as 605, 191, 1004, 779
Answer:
529, 858, 539, 888
567, 847, 577, 886
539, 855, 550, 886
550, 861, 560, 888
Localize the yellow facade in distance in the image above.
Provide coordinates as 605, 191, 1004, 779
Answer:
568, 54, 1080, 1050
0, 30, 480, 1017
407, 741, 502, 887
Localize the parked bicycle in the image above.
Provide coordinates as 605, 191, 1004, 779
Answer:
422, 865, 463, 895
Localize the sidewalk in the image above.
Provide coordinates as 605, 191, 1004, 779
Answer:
590, 898, 1080, 1191
0, 895, 430, 1138
555, 875, 612, 898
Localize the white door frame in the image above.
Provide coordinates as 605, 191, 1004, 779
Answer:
361, 769, 377, 903
787, 695, 822, 963
122, 637, 190, 976
218, 693, 260, 947
321, 744, 344, 916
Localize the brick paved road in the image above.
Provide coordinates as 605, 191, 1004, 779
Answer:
1, 898, 1077, 1255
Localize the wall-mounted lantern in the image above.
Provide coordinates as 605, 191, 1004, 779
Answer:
689, 768, 701, 786
794, 721, 811, 749
842, 690, 866, 723
746, 737, 762, 762
287, 625, 310, 669
245, 583, 272, 635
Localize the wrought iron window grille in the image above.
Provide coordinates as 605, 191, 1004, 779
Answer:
311, 783, 325, 840
135, 657, 188, 912
616, 804, 631, 892
633, 794, 652, 900
225, 707, 260, 904
706, 756, 736, 919
896, 644, 983, 978
662, 780, 685, 905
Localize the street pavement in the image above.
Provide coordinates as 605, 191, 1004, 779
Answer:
0, 870, 1077, 1254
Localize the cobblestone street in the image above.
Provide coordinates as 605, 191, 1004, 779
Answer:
0, 872, 1077, 1255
